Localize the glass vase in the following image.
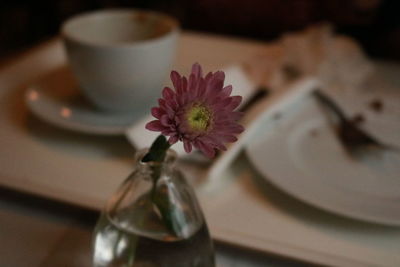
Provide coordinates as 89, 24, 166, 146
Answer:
92, 149, 215, 267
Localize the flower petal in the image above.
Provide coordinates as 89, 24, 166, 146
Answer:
183, 140, 192, 153
191, 63, 203, 79
145, 120, 164, 131
213, 124, 244, 134
160, 114, 170, 126
209, 71, 225, 90
201, 136, 227, 151
168, 135, 179, 145
219, 135, 238, 142
151, 107, 164, 119
181, 76, 188, 93
196, 141, 216, 158
221, 85, 232, 97
226, 96, 242, 110
170, 71, 181, 88
162, 87, 175, 100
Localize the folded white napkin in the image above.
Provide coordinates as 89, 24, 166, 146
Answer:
125, 64, 256, 155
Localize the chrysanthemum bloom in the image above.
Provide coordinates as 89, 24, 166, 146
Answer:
145, 63, 244, 158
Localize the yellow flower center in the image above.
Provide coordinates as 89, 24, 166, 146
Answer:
186, 104, 212, 132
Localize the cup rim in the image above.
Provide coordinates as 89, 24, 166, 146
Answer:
61, 8, 180, 48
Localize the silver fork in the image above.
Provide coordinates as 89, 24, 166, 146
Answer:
313, 89, 399, 160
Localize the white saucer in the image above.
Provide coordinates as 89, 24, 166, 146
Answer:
25, 68, 144, 135
245, 92, 400, 226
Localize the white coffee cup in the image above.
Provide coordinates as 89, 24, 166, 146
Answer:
62, 9, 179, 113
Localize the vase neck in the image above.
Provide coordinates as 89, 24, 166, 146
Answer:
134, 148, 178, 174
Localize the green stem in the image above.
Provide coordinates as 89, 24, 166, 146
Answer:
142, 134, 170, 214
142, 135, 179, 235
142, 135, 171, 163
150, 166, 161, 200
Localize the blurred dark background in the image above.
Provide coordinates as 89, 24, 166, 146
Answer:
0, 0, 399, 61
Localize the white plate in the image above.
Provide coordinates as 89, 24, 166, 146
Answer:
24, 68, 143, 135
245, 93, 400, 226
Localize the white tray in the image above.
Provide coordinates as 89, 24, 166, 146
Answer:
1, 33, 400, 267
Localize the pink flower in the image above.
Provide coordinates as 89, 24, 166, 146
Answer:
146, 63, 244, 158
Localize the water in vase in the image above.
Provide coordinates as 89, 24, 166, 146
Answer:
93, 212, 215, 267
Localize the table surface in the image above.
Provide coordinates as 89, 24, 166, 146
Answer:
0, 31, 308, 267
0, 187, 311, 267
1, 31, 400, 267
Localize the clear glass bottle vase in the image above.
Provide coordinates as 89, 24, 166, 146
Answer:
92, 149, 215, 267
